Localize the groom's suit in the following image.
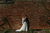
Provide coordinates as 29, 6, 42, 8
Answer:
24, 17, 30, 31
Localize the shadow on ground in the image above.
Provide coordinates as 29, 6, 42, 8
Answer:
33, 29, 42, 31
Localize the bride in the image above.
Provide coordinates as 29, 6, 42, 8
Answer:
15, 15, 29, 32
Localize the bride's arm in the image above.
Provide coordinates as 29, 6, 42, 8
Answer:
22, 18, 24, 24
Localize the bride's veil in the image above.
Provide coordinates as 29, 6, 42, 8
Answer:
22, 16, 24, 24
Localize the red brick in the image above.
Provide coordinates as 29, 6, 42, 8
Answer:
0, 1, 50, 29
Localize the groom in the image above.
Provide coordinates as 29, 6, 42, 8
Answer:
24, 15, 30, 31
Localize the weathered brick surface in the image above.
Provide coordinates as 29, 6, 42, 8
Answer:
0, 1, 50, 30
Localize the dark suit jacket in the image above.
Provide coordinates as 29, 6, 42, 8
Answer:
24, 17, 30, 27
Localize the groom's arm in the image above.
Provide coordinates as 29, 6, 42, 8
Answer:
24, 18, 27, 22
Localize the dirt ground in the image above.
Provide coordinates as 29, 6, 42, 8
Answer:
0, 29, 49, 33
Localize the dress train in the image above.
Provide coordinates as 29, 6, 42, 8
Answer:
15, 18, 28, 32
16, 22, 28, 31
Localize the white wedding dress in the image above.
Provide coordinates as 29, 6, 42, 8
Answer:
15, 18, 28, 32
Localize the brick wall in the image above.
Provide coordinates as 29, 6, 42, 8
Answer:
0, 1, 50, 30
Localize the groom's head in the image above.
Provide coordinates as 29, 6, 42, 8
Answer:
24, 15, 27, 19
22, 15, 27, 18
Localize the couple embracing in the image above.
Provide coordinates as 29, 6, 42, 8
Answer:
16, 15, 30, 31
